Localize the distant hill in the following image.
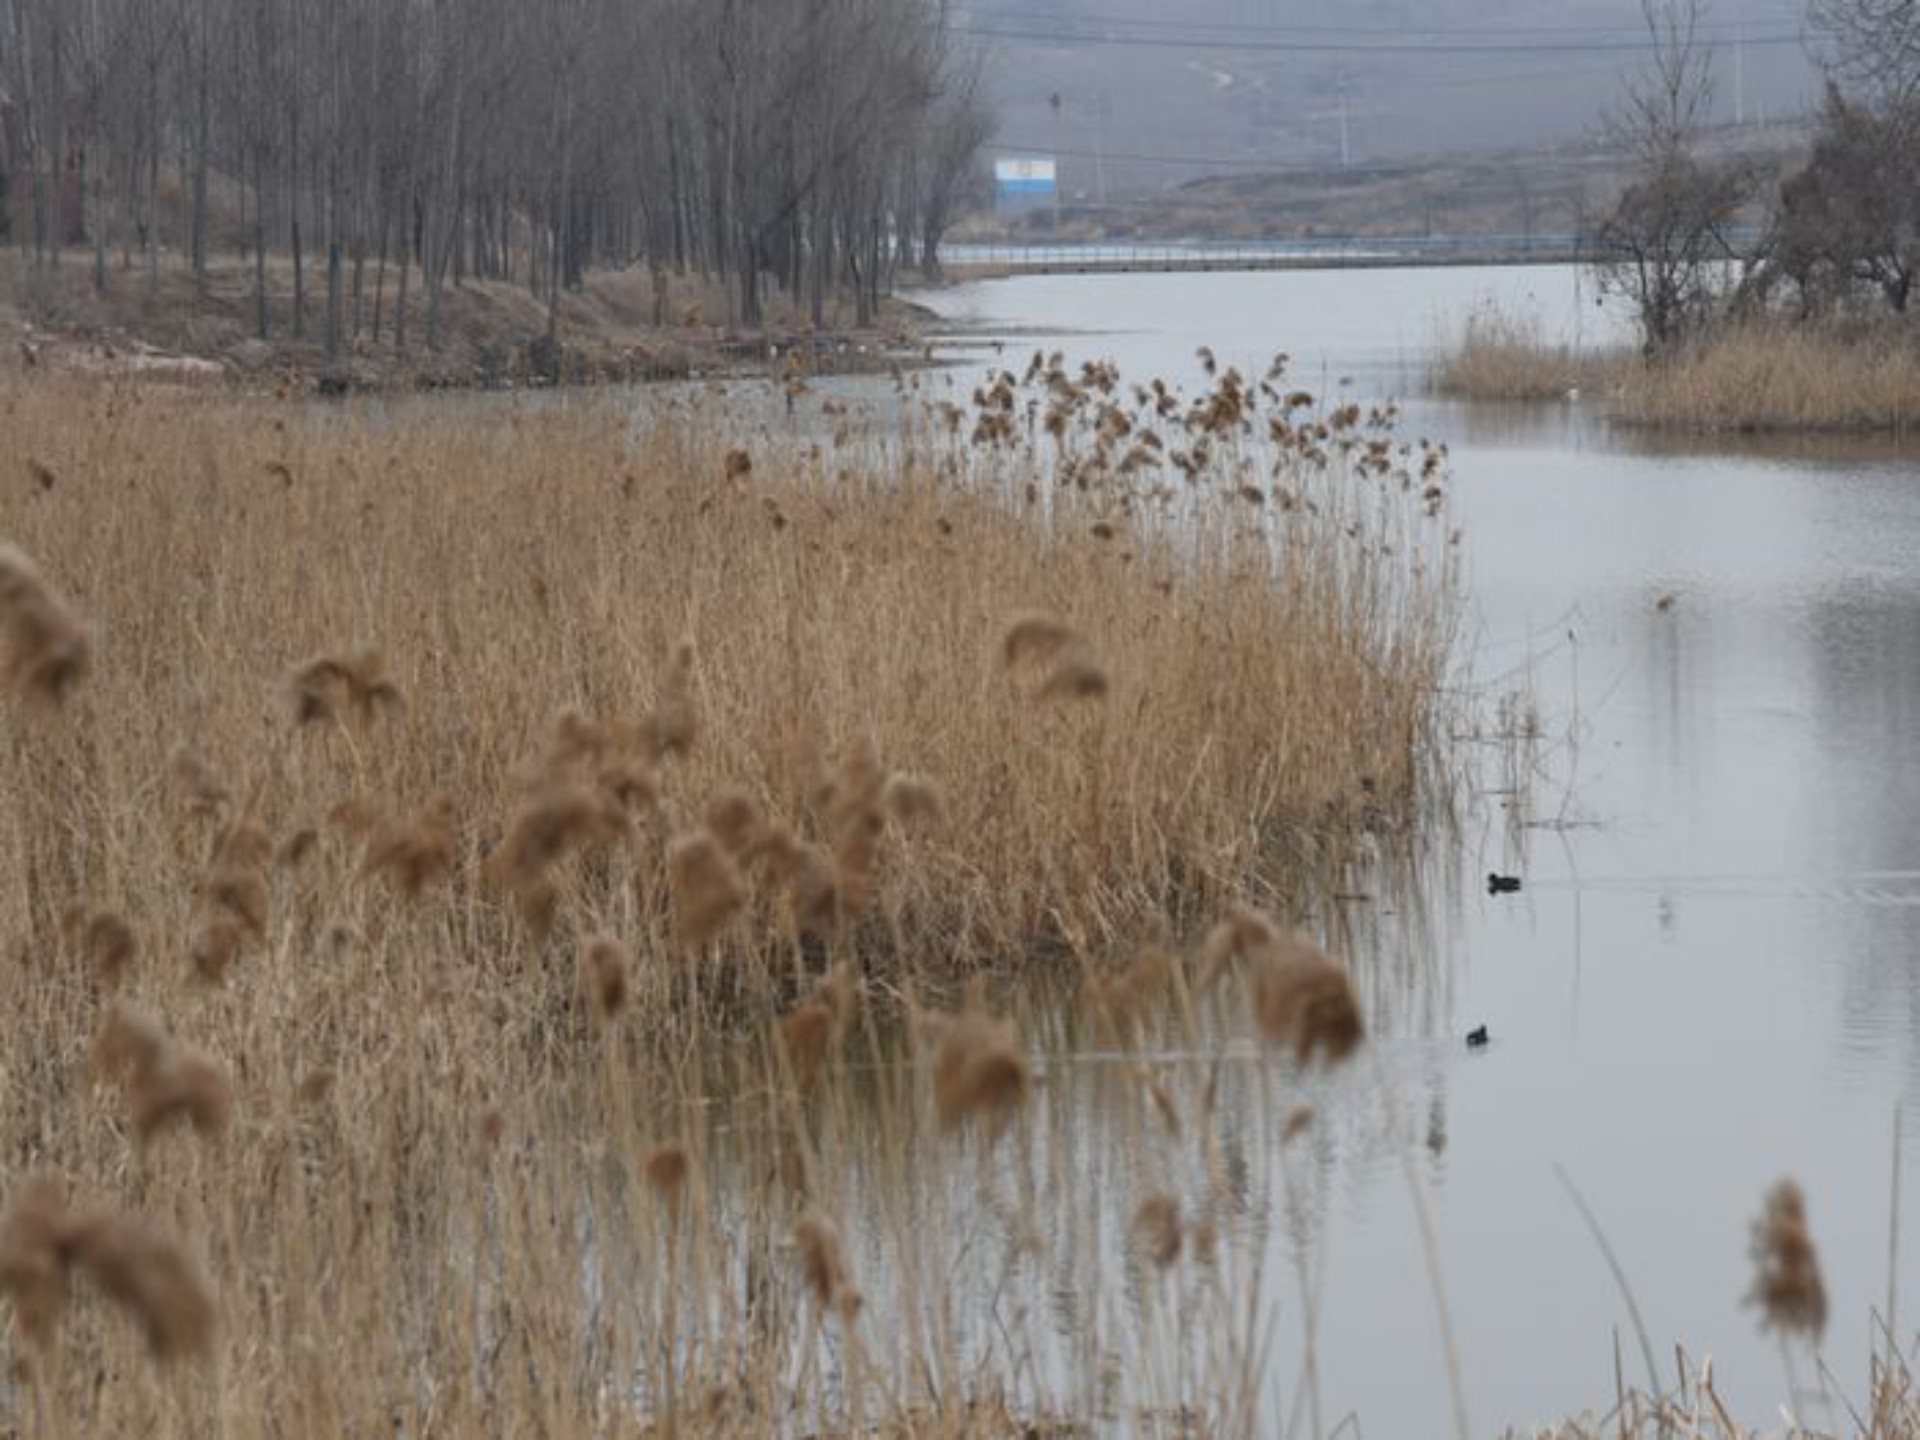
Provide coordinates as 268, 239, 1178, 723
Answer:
961, 0, 1821, 204
956, 121, 1810, 243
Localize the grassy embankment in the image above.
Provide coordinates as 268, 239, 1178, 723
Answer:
0, 357, 1463, 1436
1434, 301, 1920, 435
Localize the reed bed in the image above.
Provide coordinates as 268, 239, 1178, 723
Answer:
1430, 302, 1627, 404
1432, 303, 1920, 434
1608, 321, 1920, 434
0, 356, 1462, 1435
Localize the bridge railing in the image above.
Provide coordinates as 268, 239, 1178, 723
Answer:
943, 228, 1763, 271
943, 234, 1588, 270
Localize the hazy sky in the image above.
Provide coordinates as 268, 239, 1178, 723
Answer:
960, 1, 1821, 195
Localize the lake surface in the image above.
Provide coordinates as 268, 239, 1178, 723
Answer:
882, 265, 1920, 1436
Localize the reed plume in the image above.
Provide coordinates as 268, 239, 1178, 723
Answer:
361, 794, 457, 896
642, 644, 699, 761
1199, 904, 1282, 990
792, 1210, 859, 1318
924, 999, 1031, 1138
781, 1002, 837, 1092
1251, 932, 1363, 1068
0, 1178, 214, 1361
581, 935, 630, 1020
0, 544, 90, 709
780, 965, 856, 1091
64, 907, 135, 990
541, 711, 661, 815
168, 744, 230, 819
818, 738, 887, 929
667, 829, 746, 947
704, 787, 763, 857
190, 818, 272, 984
1748, 1179, 1827, 1341
288, 649, 403, 726
1037, 656, 1110, 701
61, 1208, 216, 1360
0, 1177, 77, 1346
644, 1143, 691, 1199
1001, 612, 1079, 668
1001, 610, 1109, 702
92, 1000, 233, 1143
1134, 1195, 1183, 1269
294, 1069, 335, 1106
487, 781, 629, 932
1090, 940, 1174, 1038
276, 826, 319, 869
881, 774, 947, 831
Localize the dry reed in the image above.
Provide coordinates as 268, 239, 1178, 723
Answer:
792, 1209, 860, 1319
644, 1143, 691, 1198
581, 934, 631, 1020
924, 1000, 1032, 1138
360, 794, 457, 897
1747, 1178, 1827, 1342
1430, 301, 1623, 403
0, 543, 90, 709
288, 649, 403, 727
1253, 949, 1363, 1066
0, 1178, 214, 1362
1133, 1195, 1184, 1270
0, 360, 1457, 1435
92, 1000, 233, 1143
1613, 321, 1920, 433
65, 908, 136, 990
668, 829, 747, 947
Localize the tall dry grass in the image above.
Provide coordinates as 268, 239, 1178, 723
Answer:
1433, 302, 1920, 434
1609, 320, 1920, 434
1431, 301, 1627, 403
0, 359, 1456, 1435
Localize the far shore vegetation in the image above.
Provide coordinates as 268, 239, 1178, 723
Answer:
1436, 1, 1920, 437
1434, 305, 1920, 435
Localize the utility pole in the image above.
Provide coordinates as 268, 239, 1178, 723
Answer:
1734, 6, 1747, 126
1093, 93, 1110, 206
1049, 91, 1063, 231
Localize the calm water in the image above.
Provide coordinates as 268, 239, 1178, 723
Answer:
882, 266, 1920, 1436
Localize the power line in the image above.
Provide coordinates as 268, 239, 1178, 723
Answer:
962, 4, 1806, 43
954, 22, 1806, 57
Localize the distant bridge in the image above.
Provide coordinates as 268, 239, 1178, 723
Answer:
943, 234, 1589, 276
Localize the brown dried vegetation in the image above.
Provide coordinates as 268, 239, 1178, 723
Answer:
0, 543, 89, 709
1748, 1178, 1827, 1342
0, 1178, 214, 1362
0, 361, 1460, 1435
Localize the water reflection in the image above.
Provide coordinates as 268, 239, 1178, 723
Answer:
890, 266, 1920, 1433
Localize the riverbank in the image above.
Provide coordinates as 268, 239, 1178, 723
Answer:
1433, 309, 1920, 434
0, 252, 930, 394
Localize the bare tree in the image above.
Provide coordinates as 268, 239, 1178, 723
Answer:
1770, 82, 1920, 313
1809, 0, 1920, 104
1589, 0, 1753, 351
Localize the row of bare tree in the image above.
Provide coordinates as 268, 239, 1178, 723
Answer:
0, 0, 993, 352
